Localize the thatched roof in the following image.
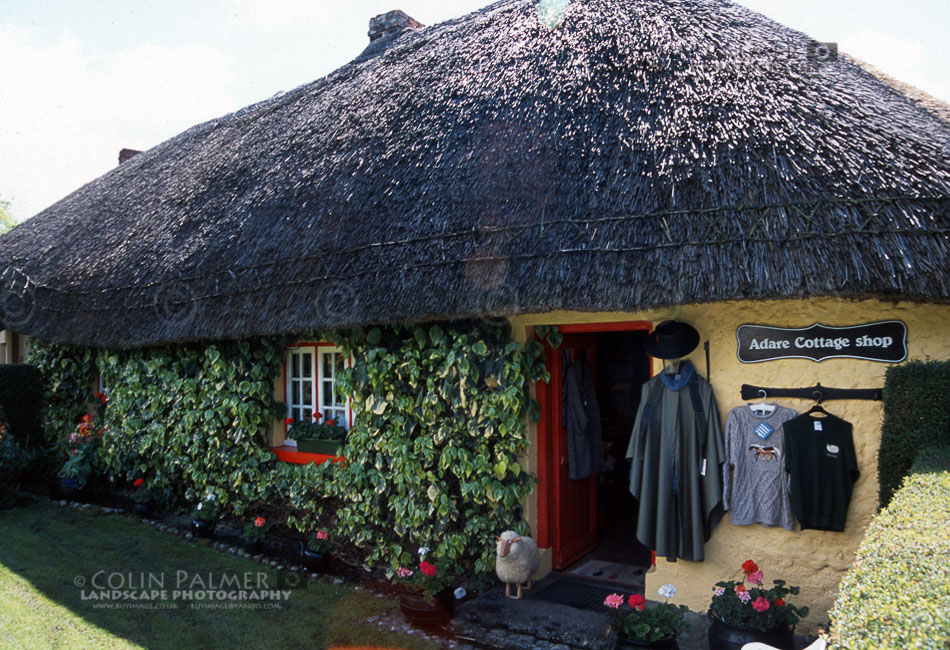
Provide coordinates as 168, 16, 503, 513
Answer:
1, 0, 948, 348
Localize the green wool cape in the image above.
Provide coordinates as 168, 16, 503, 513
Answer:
625, 366, 725, 561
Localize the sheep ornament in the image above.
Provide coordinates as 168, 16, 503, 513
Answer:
495, 530, 539, 599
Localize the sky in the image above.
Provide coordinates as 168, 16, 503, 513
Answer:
0, 0, 947, 222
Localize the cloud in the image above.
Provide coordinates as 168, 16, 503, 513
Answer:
0, 25, 235, 220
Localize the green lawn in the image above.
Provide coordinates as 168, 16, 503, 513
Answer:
0, 503, 439, 650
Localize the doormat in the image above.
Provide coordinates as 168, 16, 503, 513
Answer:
529, 577, 639, 613
566, 559, 646, 587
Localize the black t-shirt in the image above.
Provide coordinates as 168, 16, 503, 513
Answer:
783, 413, 859, 531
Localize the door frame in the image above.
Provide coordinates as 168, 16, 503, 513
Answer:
534, 320, 653, 566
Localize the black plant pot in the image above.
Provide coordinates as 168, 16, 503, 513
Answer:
133, 501, 153, 517
708, 618, 793, 650
191, 519, 216, 539
616, 634, 679, 649
299, 541, 330, 573
244, 539, 265, 555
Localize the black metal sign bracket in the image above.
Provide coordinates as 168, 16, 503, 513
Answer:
740, 382, 883, 403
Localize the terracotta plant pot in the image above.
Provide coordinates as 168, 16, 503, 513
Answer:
398, 587, 455, 625
708, 618, 793, 650
191, 519, 216, 539
616, 634, 679, 649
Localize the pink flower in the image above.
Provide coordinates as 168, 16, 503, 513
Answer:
752, 596, 771, 612
628, 594, 646, 610
604, 593, 624, 609
739, 590, 752, 602
747, 570, 763, 585
714, 587, 725, 596
254, 516, 266, 527
316, 530, 328, 540
397, 568, 413, 578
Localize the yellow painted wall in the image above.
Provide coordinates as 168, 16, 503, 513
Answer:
510, 297, 950, 631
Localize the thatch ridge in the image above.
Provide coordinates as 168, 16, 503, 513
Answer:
0, 0, 947, 348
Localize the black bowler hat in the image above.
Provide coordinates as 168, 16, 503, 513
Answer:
645, 320, 701, 359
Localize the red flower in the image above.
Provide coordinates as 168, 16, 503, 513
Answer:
316, 530, 328, 540
628, 594, 646, 610
735, 584, 746, 593
254, 516, 266, 527
313, 412, 322, 420
133, 478, 145, 487
285, 418, 294, 425
774, 598, 785, 607
741, 559, 759, 575
419, 561, 437, 577
326, 419, 337, 427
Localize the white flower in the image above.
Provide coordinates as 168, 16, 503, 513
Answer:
197, 503, 203, 510
418, 546, 430, 556
658, 583, 677, 599
206, 493, 216, 501
453, 587, 467, 600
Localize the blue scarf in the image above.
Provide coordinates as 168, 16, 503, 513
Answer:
660, 360, 695, 391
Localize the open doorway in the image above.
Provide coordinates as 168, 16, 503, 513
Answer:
538, 322, 654, 587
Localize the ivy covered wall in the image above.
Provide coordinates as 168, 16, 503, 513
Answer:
27, 320, 547, 580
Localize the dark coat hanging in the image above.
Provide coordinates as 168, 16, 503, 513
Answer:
625, 361, 725, 561
562, 353, 602, 480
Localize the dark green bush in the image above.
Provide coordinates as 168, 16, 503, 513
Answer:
879, 360, 950, 508
830, 446, 950, 649
0, 363, 45, 449
0, 422, 28, 508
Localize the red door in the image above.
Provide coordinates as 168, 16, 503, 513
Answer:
551, 335, 598, 569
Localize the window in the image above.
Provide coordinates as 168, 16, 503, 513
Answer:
318, 348, 348, 427
285, 344, 351, 429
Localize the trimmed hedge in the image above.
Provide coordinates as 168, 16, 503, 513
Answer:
829, 446, 950, 649
0, 363, 45, 448
879, 360, 950, 508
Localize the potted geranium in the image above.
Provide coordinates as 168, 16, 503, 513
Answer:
190, 492, 219, 539
707, 560, 809, 650
604, 584, 689, 649
243, 516, 269, 554
131, 478, 163, 516
299, 529, 331, 573
288, 413, 346, 455
53, 413, 104, 499
394, 547, 458, 625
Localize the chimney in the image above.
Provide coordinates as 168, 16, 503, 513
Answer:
119, 148, 143, 164
368, 10, 422, 42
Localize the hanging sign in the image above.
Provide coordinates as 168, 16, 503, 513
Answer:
736, 321, 907, 363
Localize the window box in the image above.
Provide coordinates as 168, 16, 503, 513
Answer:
295, 439, 343, 455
